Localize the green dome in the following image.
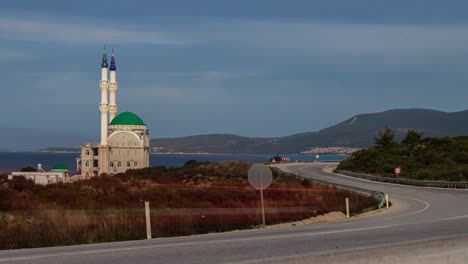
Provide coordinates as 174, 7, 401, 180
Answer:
109, 112, 145, 126
51, 163, 68, 171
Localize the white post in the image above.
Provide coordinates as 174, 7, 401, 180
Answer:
345, 198, 350, 218
145, 201, 152, 239
259, 173, 266, 228
260, 189, 266, 228
385, 194, 389, 208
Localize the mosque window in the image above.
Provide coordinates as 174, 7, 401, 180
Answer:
110, 162, 114, 167
118, 162, 121, 167
134, 161, 137, 167
85, 161, 89, 167
86, 150, 90, 155
127, 162, 131, 167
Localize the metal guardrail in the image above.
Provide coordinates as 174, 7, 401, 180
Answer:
265, 160, 341, 165
271, 168, 386, 209
337, 170, 468, 189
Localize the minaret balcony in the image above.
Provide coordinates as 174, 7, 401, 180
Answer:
99, 103, 109, 111
109, 83, 118, 91
109, 105, 118, 113
100, 82, 109, 90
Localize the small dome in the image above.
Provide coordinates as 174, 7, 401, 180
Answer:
51, 163, 68, 172
109, 112, 145, 126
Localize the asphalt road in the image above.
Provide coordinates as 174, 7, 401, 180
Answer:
2, 163, 468, 263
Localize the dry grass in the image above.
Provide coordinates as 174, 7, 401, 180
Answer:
0, 161, 379, 249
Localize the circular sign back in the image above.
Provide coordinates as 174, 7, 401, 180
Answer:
248, 164, 273, 190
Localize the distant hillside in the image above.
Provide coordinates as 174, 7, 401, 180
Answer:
152, 134, 277, 154
151, 109, 468, 154
35, 147, 80, 153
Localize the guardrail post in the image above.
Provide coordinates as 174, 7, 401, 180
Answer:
145, 201, 152, 240
345, 198, 350, 218
385, 194, 389, 208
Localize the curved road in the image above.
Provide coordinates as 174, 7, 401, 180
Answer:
2, 163, 468, 263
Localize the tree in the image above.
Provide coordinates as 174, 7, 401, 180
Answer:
374, 127, 396, 147
20, 166, 37, 172
271, 156, 283, 162
402, 130, 423, 145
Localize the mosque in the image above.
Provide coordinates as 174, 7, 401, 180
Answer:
76, 49, 150, 178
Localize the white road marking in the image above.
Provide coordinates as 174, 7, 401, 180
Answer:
2, 212, 467, 263
292, 164, 431, 222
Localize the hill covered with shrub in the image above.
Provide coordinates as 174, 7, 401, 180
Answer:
337, 128, 468, 181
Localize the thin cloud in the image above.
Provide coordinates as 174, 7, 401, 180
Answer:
181, 19, 468, 55
2, 10, 468, 55
0, 14, 191, 45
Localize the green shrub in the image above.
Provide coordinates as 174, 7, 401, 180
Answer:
338, 132, 468, 181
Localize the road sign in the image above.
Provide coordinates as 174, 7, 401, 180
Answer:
248, 164, 273, 190
394, 167, 401, 174
248, 164, 273, 228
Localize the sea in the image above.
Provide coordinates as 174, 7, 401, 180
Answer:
0, 152, 346, 174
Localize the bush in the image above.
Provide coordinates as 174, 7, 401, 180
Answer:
338, 132, 468, 181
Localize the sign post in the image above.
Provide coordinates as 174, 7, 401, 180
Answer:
394, 167, 401, 181
248, 164, 273, 228
145, 201, 152, 240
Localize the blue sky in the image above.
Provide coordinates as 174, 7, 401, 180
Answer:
2, 0, 468, 149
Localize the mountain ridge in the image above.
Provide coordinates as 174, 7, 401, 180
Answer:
14, 108, 468, 154
151, 108, 468, 154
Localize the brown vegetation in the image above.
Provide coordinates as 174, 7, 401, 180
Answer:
0, 161, 378, 249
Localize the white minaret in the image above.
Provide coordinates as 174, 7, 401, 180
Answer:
109, 48, 118, 122
99, 48, 109, 146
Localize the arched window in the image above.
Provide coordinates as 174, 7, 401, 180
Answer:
118, 162, 121, 167
134, 161, 138, 167
86, 150, 89, 155
85, 161, 89, 167
86, 173, 89, 178
127, 161, 131, 167
110, 162, 114, 167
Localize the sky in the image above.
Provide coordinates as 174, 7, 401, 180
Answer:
2, 0, 468, 149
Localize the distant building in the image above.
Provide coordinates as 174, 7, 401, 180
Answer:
8, 163, 70, 185
75, 48, 150, 178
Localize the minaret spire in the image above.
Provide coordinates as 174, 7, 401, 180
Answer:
101, 46, 108, 68
109, 48, 118, 122
110, 48, 116, 71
